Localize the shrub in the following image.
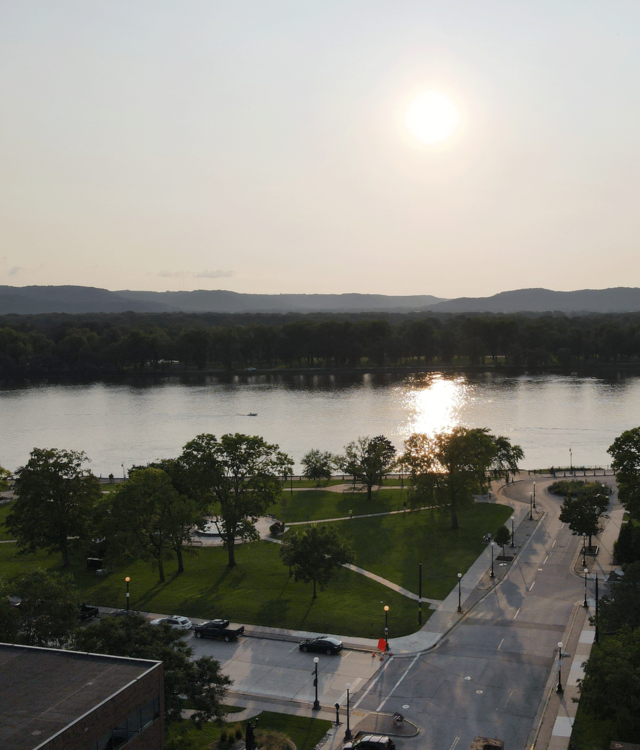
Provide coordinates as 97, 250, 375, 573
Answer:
255, 730, 295, 750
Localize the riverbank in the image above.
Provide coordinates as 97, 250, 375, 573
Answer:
5, 361, 640, 387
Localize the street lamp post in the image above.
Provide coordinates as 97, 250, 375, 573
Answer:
344, 684, 352, 740
457, 573, 462, 613
529, 492, 534, 521
312, 657, 320, 710
418, 562, 422, 626
595, 574, 599, 644
556, 642, 564, 693
583, 568, 589, 609
121, 463, 126, 479
582, 533, 587, 567
334, 703, 340, 726
570, 447, 573, 472
532, 481, 536, 509
511, 517, 515, 548
125, 576, 130, 614
384, 605, 390, 651
490, 542, 495, 579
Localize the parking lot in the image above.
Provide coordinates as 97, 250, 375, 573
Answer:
187, 632, 383, 707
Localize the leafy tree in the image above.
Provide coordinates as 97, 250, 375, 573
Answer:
0, 465, 10, 492
0, 569, 80, 647
7, 448, 101, 567
579, 626, 640, 741
138, 458, 207, 573
101, 467, 191, 582
559, 485, 609, 549
180, 433, 293, 567
609, 427, 640, 520
340, 436, 397, 500
279, 525, 355, 598
614, 522, 640, 565
403, 428, 523, 530
596, 561, 640, 634
301, 449, 336, 486
494, 525, 511, 552
74, 614, 231, 726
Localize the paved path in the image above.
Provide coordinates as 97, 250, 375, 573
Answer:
286, 505, 428, 527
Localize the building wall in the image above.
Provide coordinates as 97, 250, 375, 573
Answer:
41, 663, 164, 750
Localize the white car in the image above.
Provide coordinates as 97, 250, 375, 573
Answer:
149, 615, 192, 630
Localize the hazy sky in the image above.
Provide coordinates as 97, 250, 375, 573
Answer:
1, 1, 639, 297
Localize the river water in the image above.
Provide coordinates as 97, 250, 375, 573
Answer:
1, 372, 640, 475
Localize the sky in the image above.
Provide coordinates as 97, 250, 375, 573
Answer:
1, 1, 639, 298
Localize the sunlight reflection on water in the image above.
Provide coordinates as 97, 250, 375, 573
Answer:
400, 374, 470, 438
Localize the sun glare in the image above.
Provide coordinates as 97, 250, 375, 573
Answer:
401, 375, 468, 438
406, 91, 459, 145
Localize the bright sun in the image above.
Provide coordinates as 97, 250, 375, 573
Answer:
406, 91, 459, 144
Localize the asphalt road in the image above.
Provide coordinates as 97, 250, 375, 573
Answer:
353, 478, 610, 750
188, 632, 381, 707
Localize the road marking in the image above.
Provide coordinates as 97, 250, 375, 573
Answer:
448, 737, 460, 750
289, 645, 299, 653
529, 581, 536, 591
552, 540, 557, 548
353, 657, 393, 709
543, 555, 549, 564
497, 638, 504, 651
514, 607, 521, 619
560, 523, 565, 531
375, 654, 420, 712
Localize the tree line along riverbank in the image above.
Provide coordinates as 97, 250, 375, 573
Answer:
2, 310, 640, 382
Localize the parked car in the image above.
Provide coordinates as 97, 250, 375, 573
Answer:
299, 636, 343, 655
343, 735, 395, 750
193, 619, 245, 641
150, 615, 192, 630
78, 603, 99, 623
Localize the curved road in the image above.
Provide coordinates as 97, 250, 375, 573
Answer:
354, 476, 616, 750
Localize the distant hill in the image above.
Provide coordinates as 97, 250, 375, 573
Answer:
0, 286, 444, 314
425, 287, 640, 314
1, 285, 640, 315
116, 289, 444, 313
0, 286, 172, 314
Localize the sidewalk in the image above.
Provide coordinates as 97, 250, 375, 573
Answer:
529, 494, 624, 749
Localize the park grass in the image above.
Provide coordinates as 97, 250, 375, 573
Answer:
0, 501, 15, 541
285, 502, 513, 601
269, 488, 409, 522
0, 540, 423, 638
169, 711, 332, 750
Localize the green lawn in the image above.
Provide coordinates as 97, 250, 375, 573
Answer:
169, 711, 332, 750
0, 501, 15, 541
286, 502, 513, 601
269, 488, 409, 522
0, 540, 423, 638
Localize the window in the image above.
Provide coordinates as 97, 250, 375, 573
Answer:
91, 696, 160, 750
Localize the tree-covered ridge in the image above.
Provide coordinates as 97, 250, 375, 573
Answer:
2, 310, 640, 379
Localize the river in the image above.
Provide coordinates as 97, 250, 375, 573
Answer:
1, 371, 639, 475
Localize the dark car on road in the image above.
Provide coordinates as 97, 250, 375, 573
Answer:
343, 735, 395, 750
193, 619, 245, 641
299, 636, 343, 655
